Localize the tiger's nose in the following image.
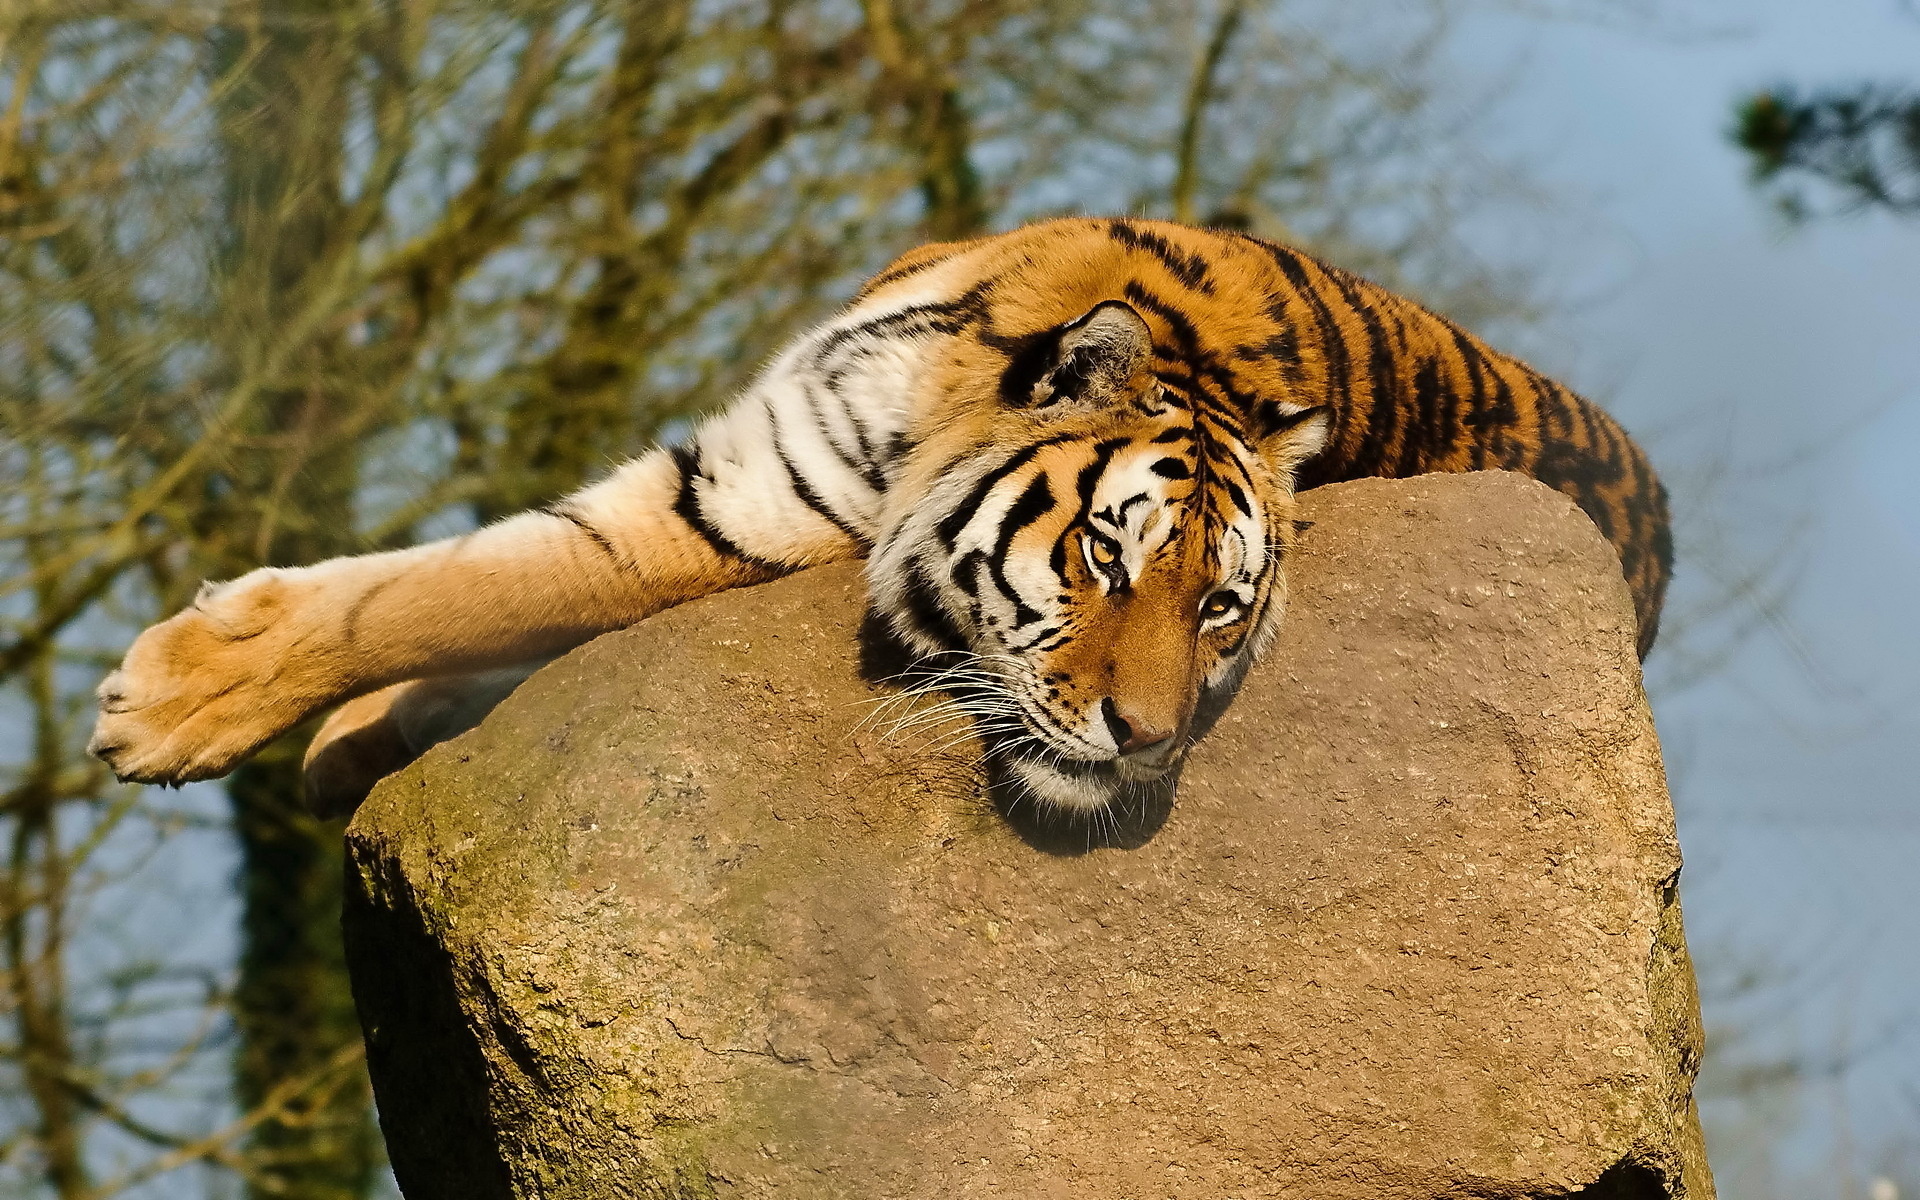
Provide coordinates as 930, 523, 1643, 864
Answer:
1100, 698, 1176, 757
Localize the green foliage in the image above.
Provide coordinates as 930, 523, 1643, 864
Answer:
1733, 84, 1920, 220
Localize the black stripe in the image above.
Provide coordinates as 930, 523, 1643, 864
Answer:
1524, 369, 1565, 452
1400, 351, 1443, 477
952, 548, 988, 600
1049, 523, 1071, 578
860, 250, 960, 295
1459, 355, 1515, 469
1244, 239, 1354, 483
1445, 325, 1491, 470
1108, 220, 1216, 293
1073, 438, 1134, 529
1227, 576, 1284, 660
1326, 272, 1400, 477
774, 443, 871, 547
669, 445, 781, 568
1187, 380, 1242, 428
808, 382, 891, 492
809, 282, 995, 367
830, 396, 892, 492
1120, 281, 1203, 356
1383, 308, 1434, 478
544, 502, 627, 569
901, 555, 968, 652
1217, 474, 1250, 517
1596, 401, 1630, 475
1218, 620, 1257, 661
1197, 357, 1262, 412
982, 473, 1055, 627
802, 380, 885, 490
1012, 624, 1072, 654
340, 575, 397, 644
808, 346, 915, 492
1154, 366, 1203, 397
1236, 295, 1306, 383
1574, 393, 1626, 487
937, 436, 1072, 548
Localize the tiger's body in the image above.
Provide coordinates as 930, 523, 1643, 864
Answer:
90, 219, 1671, 815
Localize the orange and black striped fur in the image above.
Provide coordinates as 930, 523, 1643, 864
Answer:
90, 219, 1670, 815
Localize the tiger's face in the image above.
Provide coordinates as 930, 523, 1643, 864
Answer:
870, 300, 1329, 813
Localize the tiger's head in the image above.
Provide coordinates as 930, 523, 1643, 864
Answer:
869, 299, 1329, 813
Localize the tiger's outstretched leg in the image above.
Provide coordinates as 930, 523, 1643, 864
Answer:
88, 275, 941, 790
302, 663, 546, 819
89, 434, 869, 788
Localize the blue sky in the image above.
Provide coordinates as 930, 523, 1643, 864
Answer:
1448, 0, 1920, 1188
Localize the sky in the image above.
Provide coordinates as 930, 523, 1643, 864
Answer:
1446, 0, 1920, 1190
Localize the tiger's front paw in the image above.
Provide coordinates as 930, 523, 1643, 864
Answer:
89, 570, 335, 786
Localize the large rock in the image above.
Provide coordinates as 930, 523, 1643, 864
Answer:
343, 472, 1713, 1200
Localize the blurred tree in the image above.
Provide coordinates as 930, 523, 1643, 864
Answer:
1734, 84, 1920, 220
1, 0, 1553, 1195
207, 5, 381, 1195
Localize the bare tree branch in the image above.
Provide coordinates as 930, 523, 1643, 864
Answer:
1172, 0, 1246, 224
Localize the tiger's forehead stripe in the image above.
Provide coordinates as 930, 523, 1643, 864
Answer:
935, 434, 1076, 549
939, 426, 1263, 594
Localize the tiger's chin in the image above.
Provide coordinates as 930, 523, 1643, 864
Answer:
1002, 752, 1178, 814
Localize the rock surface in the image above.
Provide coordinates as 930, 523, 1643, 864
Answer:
343, 471, 1714, 1200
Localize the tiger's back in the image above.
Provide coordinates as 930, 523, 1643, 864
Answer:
862, 218, 1671, 656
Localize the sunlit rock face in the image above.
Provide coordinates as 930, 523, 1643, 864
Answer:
343, 472, 1713, 1200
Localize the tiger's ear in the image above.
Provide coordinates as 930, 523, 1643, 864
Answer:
1251, 401, 1332, 476
1002, 300, 1154, 409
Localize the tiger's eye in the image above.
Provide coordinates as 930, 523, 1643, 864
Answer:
1202, 592, 1240, 619
1088, 535, 1119, 566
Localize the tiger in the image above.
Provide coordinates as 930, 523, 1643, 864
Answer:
88, 217, 1672, 818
